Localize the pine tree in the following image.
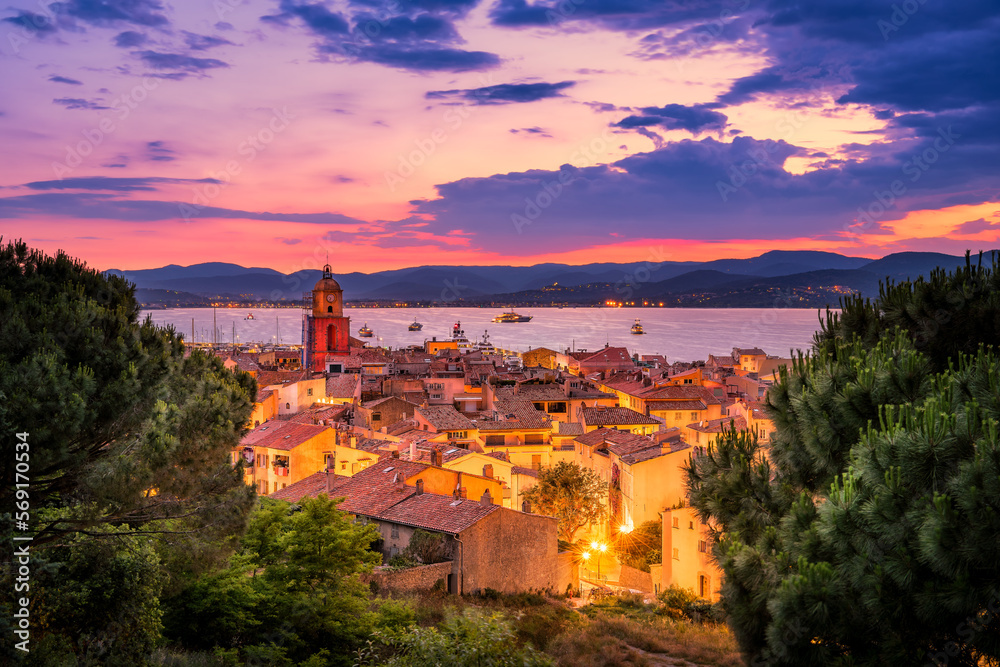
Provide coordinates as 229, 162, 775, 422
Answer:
687, 253, 1000, 666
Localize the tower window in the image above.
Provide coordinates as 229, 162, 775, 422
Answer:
327, 306, 333, 313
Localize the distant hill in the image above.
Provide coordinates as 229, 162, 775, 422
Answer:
119, 250, 998, 307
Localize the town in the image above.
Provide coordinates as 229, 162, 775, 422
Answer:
212, 264, 791, 600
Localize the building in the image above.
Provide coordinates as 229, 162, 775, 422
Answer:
302, 263, 352, 373
237, 420, 335, 495
580, 406, 660, 436
660, 506, 722, 601
271, 460, 567, 595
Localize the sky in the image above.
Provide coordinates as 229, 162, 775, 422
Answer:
0, 0, 998, 274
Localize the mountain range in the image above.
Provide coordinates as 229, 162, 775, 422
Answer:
111, 250, 999, 308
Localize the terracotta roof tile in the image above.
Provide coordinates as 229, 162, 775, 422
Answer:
581, 406, 659, 426
241, 420, 330, 451
416, 405, 476, 431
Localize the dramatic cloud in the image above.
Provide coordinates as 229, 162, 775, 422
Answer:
510, 127, 552, 137
615, 104, 727, 133
135, 50, 229, 76
0, 192, 367, 226
23, 177, 222, 192
953, 218, 999, 235
113, 30, 147, 47
489, 0, 728, 30
49, 75, 83, 85
426, 81, 575, 104
53, 97, 109, 110
262, 0, 500, 72
146, 141, 177, 162
182, 31, 234, 50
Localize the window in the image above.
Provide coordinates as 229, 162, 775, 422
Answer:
674, 411, 682, 420
254, 420, 260, 428
372, 412, 382, 422
258, 480, 267, 495
282, 483, 287, 490
672, 548, 679, 560
430, 393, 442, 400
672, 517, 679, 529
273, 481, 278, 493
485, 435, 505, 446
683, 378, 693, 384
689, 521, 694, 529
285, 402, 290, 409
391, 525, 399, 539
690, 412, 698, 421
549, 402, 567, 414
307, 388, 313, 396
698, 575, 708, 598
698, 540, 708, 553
531, 455, 541, 471
449, 431, 467, 439
341, 461, 347, 471
258, 454, 268, 468
524, 433, 544, 444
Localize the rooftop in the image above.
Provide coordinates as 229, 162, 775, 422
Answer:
241, 420, 330, 451
580, 406, 659, 426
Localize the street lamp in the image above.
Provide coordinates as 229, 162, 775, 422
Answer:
590, 541, 607, 581
581, 551, 590, 578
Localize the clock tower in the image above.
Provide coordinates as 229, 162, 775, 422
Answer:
302, 263, 351, 372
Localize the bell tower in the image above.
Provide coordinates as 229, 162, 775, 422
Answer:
302, 262, 351, 372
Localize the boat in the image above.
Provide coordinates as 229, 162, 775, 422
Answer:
474, 330, 497, 354
408, 319, 423, 331
631, 318, 645, 335
358, 323, 374, 337
492, 308, 532, 323
244, 312, 255, 320
451, 321, 474, 350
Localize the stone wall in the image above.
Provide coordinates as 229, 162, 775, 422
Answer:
363, 561, 453, 593
458, 507, 560, 594
618, 564, 654, 593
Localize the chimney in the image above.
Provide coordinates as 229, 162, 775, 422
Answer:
432, 449, 443, 467
415, 478, 424, 495
483, 463, 493, 479
391, 449, 400, 459
480, 489, 492, 506
522, 500, 532, 514
325, 451, 335, 494
410, 441, 417, 461
551, 420, 560, 435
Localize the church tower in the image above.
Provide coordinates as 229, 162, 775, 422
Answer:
302, 263, 351, 372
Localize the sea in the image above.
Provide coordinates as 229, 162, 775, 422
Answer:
142, 306, 830, 363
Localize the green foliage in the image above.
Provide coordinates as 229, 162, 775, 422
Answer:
162, 495, 390, 667
655, 585, 721, 624
358, 609, 554, 666
403, 528, 447, 564
0, 526, 165, 666
0, 240, 256, 565
687, 255, 1000, 666
613, 520, 661, 572
523, 461, 607, 542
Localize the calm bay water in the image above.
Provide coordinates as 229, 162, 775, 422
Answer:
142, 306, 829, 363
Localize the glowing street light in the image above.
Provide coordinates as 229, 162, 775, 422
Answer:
590, 541, 608, 581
